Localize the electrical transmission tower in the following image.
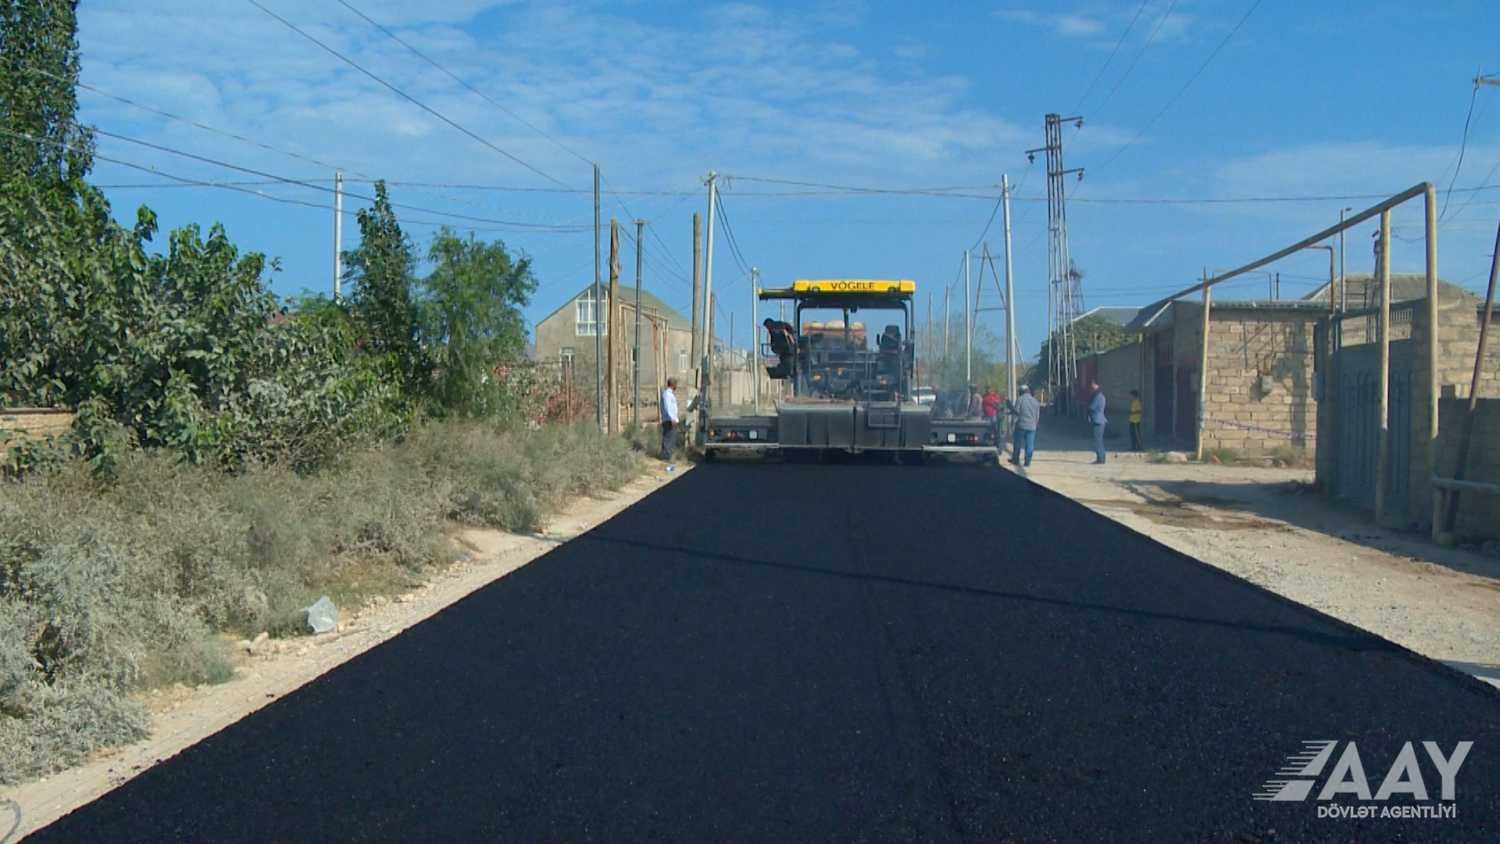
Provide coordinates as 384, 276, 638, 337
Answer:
1026, 113, 1085, 411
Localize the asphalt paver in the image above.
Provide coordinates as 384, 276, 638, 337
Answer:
32, 463, 1500, 841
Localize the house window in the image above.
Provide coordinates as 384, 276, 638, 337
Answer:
678, 349, 688, 373
560, 346, 576, 365
575, 292, 607, 336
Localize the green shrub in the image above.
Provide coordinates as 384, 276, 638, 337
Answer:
0, 420, 639, 785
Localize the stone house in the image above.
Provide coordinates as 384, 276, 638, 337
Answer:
532, 284, 703, 414
1101, 298, 1327, 454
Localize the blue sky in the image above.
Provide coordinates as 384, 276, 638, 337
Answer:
76, 0, 1500, 359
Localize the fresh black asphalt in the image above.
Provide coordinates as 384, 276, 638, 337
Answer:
32, 463, 1500, 841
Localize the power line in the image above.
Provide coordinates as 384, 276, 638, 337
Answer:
713, 193, 752, 279
51, 70, 378, 180
1441, 77, 1488, 220
92, 126, 586, 230
1072, 0, 1152, 113
246, 0, 573, 189
1094, 0, 1262, 173
334, 0, 591, 168
1090, 0, 1179, 121
723, 174, 996, 197
0, 126, 565, 235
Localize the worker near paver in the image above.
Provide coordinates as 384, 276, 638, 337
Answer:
660, 378, 679, 468
981, 386, 1000, 421
967, 385, 983, 419
1128, 389, 1144, 452
1088, 381, 1108, 465
1008, 384, 1041, 467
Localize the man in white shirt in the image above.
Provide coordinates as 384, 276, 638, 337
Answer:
659, 378, 679, 466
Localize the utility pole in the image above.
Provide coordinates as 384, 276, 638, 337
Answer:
593, 163, 603, 430
607, 218, 620, 435
1027, 112, 1085, 411
963, 249, 972, 384
942, 285, 951, 375
925, 293, 933, 387
332, 170, 343, 299
1338, 207, 1351, 311
1002, 173, 1017, 403
633, 219, 644, 428
751, 267, 760, 413
702, 172, 719, 405
690, 213, 703, 384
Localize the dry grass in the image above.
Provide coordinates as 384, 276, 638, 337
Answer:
0, 421, 638, 784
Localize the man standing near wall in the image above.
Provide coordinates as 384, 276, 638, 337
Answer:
660, 378, 679, 470
1088, 381, 1108, 465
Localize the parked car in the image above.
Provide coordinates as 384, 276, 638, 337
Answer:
912, 385, 936, 406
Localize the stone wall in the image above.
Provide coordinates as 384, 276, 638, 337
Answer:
0, 408, 76, 443
1199, 310, 1319, 454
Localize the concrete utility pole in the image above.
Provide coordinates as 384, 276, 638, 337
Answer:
963, 249, 972, 384
1195, 270, 1212, 462
633, 219, 644, 428
593, 163, 603, 429
332, 171, 343, 299
690, 213, 703, 382
1375, 210, 1392, 523
925, 293, 933, 386
1002, 173, 1017, 403
702, 173, 719, 403
1338, 207, 1352, 311
942, 285, 951, 374
751, 267, 760, 413
607, 218, 621, 435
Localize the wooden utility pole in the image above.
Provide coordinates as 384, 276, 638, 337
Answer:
633, 219, 644, 428
607, 218, 620, 434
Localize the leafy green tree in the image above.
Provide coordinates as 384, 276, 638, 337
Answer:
0, 0, 92, 188
343, 181, 425, 391
420, 227, 537, 416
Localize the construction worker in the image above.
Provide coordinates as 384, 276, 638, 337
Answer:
1008, 384, 1041, 467
1129, 389, 1144, 451
660, 378, 679, 469
967, 385, 983, 419
982, 386, 1001, 421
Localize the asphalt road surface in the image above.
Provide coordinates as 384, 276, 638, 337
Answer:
33, 463, 1500, 842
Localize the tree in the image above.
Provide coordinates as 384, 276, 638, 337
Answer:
0, 0, 92, 188
419, 227, 537, 416
344, 181, 425, 390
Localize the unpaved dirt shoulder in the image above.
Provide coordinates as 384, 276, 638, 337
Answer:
3, 463, 686, 840
1012, 452, 1500, 687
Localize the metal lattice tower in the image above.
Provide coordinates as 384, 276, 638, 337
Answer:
1027, 114, 1085, 409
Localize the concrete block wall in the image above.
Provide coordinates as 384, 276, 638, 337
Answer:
1199, 313, 1318, 453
